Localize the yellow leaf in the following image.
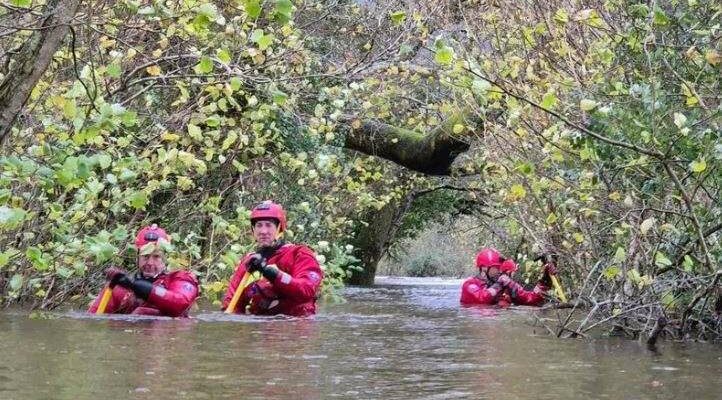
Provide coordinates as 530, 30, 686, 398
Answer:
351, 120, 361, 129
608, 191, 621, 201
146, 65, 162, 76
705, 50, 720, 65
573, 232, 584, 243
452, 124, 464, 134
509, 184, 526, 200
161, 132, 180, 142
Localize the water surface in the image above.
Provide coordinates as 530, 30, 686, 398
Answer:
1, 276, 720, 399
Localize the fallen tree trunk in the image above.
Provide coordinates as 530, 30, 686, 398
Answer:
344, 110, 478, 175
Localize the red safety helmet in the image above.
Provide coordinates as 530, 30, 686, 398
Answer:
134, 224, 171, 249
500, 259, 518, 274
250, 200, 287, 232
475, 248, 502, 269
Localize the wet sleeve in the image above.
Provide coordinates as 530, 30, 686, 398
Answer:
508, 282, 547, 306
461, 280, 502, 305
146, 274, 199, 317
270, 247, 323, 302
222, 258, 249, 312
87, 286, 135, 314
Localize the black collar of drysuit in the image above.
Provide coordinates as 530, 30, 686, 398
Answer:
256, 240, 286, 260
134, 271, 165, 283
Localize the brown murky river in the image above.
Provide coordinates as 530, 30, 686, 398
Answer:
1, 277, 720, 399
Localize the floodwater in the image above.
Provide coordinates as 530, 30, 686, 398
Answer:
0, 277, 720, 400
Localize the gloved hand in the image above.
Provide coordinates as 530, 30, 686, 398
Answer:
495, 274, 513, 287
246, 254, 279, 282
495, 274, 525, 299
105, 267, 132, 288
246, 254, 267, 274
104, 267, 152, 299
540, 263, 557, 287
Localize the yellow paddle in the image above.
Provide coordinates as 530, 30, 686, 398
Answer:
95, 285, 113, 314
550, 275, 568, 303
224, 271, 260, 314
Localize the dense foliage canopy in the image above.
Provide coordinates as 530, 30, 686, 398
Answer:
0, 0, 719, 339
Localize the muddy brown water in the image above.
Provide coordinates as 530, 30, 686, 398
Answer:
1, 277, 720, 399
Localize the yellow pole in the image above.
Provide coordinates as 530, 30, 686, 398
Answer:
224, 272, 259, 314
550, 275, 568, 303
95, 285, 112, 314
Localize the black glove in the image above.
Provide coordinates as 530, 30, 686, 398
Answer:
111, 273, 153, 300
246, 254, 279, 282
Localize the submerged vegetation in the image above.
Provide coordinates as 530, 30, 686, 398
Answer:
0, 0, 719, 340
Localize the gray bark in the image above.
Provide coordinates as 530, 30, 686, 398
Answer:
0, 0, 80, 145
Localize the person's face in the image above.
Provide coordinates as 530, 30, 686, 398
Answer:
138, 248, 166, 278
252, 219, 280, 247
486, 266, 501, 281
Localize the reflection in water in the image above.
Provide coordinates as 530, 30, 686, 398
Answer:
1, 277, 721, 400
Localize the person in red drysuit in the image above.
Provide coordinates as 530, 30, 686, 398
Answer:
88, 224, 199, 317
222, 200, 323, 317
460, 248, 557, 307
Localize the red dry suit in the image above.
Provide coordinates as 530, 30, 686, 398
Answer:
222, 243, 323, 317
460, 275, 504, 305
460, 274, 549, 307
88, 270, 199, 317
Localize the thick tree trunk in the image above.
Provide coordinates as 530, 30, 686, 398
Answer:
344, 110, 478, 175
347, 191, 419, 286
0, 0, 80, 145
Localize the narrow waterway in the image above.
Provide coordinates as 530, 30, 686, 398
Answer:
1, 277, 720, 399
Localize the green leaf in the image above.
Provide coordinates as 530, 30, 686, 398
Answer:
580, 99, 598, 111
244, 0, 261, 18
434, 44, 454, 66
545, 212, 558, 225
10, 0, 31, 7
509, 184, 526, 199
516, 162, 534, 175
88, 241, 118, 263
188, 124, 203, 140
603, 266, 620, 280
653, 7, 670, 26
654, 251, 672, 268
205, 114, 221, 127
95, 153, 112, 169
274, 0, 294, 24
121, 110, 137, 127
197, 3, 218, 20
9, 274, 23, 291
541, 91, 557, 109
390, 11, 406, 25
682, 255, 694, 272
128, 190, 149, 210
230, 77, 243, 92
0, 206, 27, 229
689, 158, 706, 173
217, 49, 232, 64
107, 63, 122, 78
250, 29, 264, 42
221, 131, 238, 150
195, 56, 214, 74
257, 34, 274, 50
553, 9, 568, 24
272, 90, 288, 106
613, 246, 626, 263
0, 249, 19, 270
25, 247, 49, 271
